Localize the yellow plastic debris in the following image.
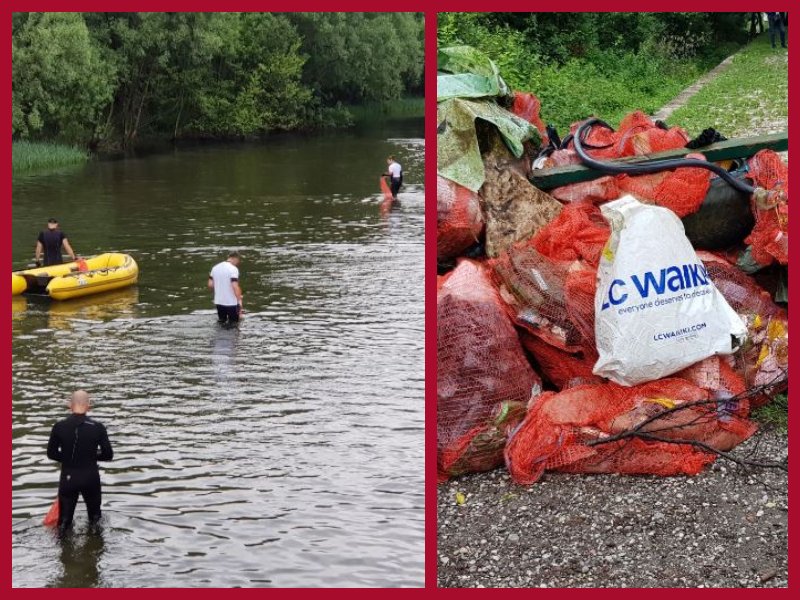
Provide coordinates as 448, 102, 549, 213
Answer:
644, 397, 676, 410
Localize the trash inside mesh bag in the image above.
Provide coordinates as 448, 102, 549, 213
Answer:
593, 196, 747, 385
438, 259, 541, 479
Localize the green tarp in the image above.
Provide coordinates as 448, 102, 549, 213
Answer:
437, 46, 511, 102
437, 98, 540, 193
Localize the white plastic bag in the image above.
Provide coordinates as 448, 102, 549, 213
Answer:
593, 196, 747, 386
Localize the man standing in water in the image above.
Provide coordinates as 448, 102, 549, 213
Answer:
383, 155, 403, 201
47, 390, 114, 534
209, 251, 244, 325
35, 218, 77, 266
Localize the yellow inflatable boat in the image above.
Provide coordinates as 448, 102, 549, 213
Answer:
12, 253, 139, 300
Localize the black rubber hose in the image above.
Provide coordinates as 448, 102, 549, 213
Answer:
573, 118, 757, 195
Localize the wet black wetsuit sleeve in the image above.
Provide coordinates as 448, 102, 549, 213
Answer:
47, 423, 63, 462
97, 424, 113, 461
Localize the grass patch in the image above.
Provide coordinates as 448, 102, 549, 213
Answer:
528, 52, 712, 132
752, 393, 788, 431
13, 141, 88, 174
667, 34, 788, 137
349, 97, 424, 123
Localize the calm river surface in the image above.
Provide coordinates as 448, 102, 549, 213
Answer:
12, 119, 424, 587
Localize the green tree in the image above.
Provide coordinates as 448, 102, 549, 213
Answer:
190, 13, 311, 135
12, 12, 115, 144
288, 13, 424, 104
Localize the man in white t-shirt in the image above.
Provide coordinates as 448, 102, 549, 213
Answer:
383, 155, 403, 200
208, 251, 243, 324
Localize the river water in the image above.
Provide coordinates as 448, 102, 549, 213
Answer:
11, 119, 425, 588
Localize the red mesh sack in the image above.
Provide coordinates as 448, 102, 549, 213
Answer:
505, 379, 757, 485
566, 118, 618, 159
561, 111, 689, 160
511, 91, 547, 136
521, 333, 602, 390
614, 112, 689, 156
617, 153, 711, 217
745, 150, 789, 266
531, 202, 610, 267
700, 252, 784, 318
439, 400, 528, 481
438, 260, 541, 480
379, 177, 394, 215
551, 176, 620, 205
437, 175, 484, 260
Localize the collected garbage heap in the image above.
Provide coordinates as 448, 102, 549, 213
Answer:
437, 46, 788, 484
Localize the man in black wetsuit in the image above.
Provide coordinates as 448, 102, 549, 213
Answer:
47, 390, 113, 534
35, 218, 76, 267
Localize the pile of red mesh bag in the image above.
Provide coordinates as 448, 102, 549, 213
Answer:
437, 87, 788, 485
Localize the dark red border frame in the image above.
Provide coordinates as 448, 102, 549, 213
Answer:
4, 0, 796, 593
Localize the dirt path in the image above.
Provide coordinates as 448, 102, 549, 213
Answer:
652, 55, 735, 122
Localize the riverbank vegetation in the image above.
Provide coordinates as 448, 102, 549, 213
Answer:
13, 12, 424, 149
349, 97, 425, 123
438, 12, 751, 132
13, 141, 88, 174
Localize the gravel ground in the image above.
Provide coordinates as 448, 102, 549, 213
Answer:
437, 429, 787, 588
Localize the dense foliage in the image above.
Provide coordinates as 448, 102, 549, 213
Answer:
13, 12, 424, 147
438, 12, 751, 132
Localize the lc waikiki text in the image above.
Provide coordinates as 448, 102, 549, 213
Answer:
601, 262, 711, 311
